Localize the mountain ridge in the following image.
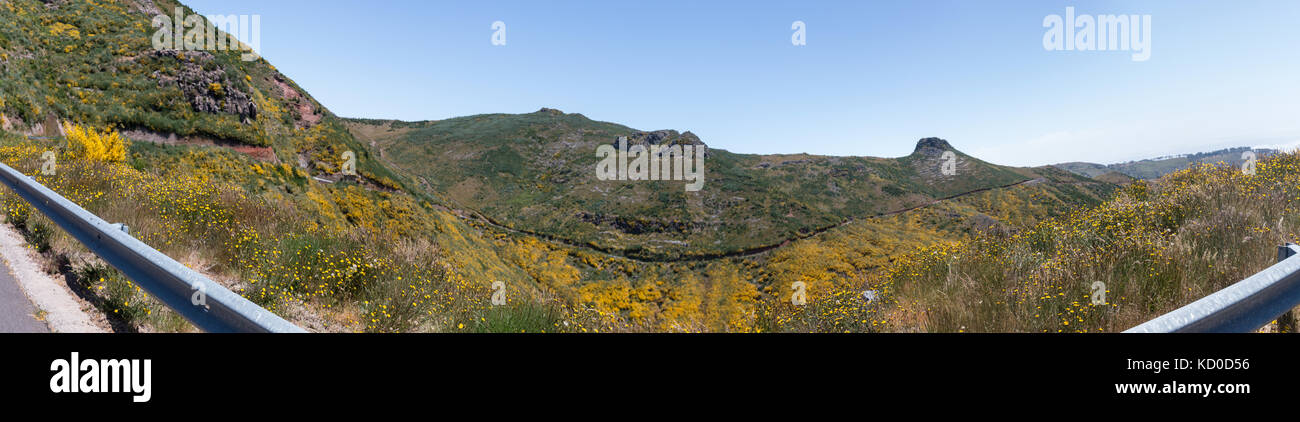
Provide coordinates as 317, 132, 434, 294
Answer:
344, 111, 1115, 260
1054, 146, 1277, 180
0, 0, 1125, 332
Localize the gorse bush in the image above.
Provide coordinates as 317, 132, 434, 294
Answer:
62, 122, 125, 162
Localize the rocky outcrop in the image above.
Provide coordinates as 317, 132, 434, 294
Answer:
128, 0, 161, 16
272, 73, 320, 129
625, 130, 706, 147
608, 129, 711, 158
150, 50, 258, 121
913, 137, 954, 155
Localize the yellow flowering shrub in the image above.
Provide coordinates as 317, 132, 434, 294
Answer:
62, 122, 126, 163
48, 22, 80, 38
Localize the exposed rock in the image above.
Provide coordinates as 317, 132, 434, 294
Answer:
149, 50, 257, 120
272, 73, 320, 128
913, 137, 954, 155
603, 129, 712, 160
129, 0, 161, 16
631, 130, 672, 145
121, 127, 279, 163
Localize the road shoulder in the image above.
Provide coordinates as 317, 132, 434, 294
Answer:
0, 218, 106, 333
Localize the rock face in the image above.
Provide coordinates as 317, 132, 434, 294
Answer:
608, 129, 710, 158
909, 137, 966, 182
612, 130, 707, 148
272, 73, 320, 129
150, 50, 258, 121
128, 0, 161, 15
913, 137, 953, 155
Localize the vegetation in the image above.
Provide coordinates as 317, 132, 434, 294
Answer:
4, 0, 1278, 334
0, 131, 617, 332
788, 152, 1300, 332
62, 121, 125, 162
346, 115, 1115, 261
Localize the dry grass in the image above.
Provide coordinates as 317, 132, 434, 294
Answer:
861, 153, 1300, 332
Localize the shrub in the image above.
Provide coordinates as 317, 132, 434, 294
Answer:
62, 122, 126, 163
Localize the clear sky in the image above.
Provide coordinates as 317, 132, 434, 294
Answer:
183, 0, 1300, 167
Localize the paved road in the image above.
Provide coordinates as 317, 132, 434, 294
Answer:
0, 257, 48, 332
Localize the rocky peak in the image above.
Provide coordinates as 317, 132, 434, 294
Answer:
612, 130, 708, 148
913, 137, 953, 155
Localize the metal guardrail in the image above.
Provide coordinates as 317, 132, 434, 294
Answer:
1125, 243, 1300, 333
0, 161, 305, 333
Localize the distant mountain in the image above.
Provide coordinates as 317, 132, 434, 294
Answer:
1055, 147, 1277, 180
347, 114, 1118, 260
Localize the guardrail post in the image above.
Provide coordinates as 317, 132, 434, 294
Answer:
1278, 244, 1299, 333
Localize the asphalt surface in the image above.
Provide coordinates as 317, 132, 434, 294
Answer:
0, 258, 48, 332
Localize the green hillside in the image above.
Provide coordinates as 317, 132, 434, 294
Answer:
347, 114, 1107, 260
0, 0, 1125, 332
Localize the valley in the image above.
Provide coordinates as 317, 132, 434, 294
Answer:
0, 0, 1293, 333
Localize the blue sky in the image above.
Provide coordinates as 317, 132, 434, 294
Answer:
183, 0, 1300, 166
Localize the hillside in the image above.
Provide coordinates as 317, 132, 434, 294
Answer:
0, 0, 1125, 332
843, 153, 1300, 332
347, 115, 1115, 261
0, 0, 569, 332
1055, 146, 1277, 180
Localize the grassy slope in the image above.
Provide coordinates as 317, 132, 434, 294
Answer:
0, 0, 1126, 332
799, 152, 1300, 332
0, 0, 578, 332
368, 128, 1120, 331
347, 114, 1111, 261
